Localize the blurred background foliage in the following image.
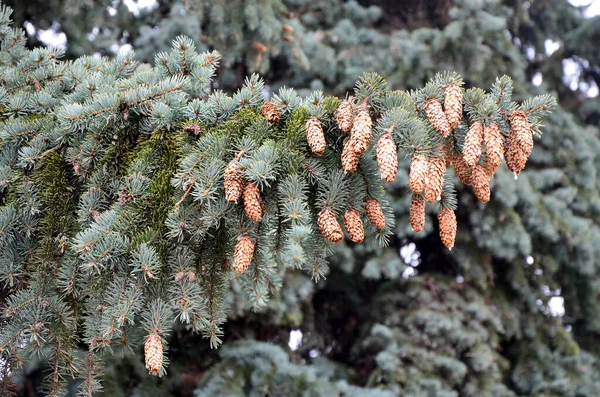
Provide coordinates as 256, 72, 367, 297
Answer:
7, 0, 600, 395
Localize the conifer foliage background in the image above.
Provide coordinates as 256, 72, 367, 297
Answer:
2, 0, 600, 396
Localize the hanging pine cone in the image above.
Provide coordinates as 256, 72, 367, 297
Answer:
365, 198, 386, 230
318, 209, 343, 243
305, 116, 326, 156
505, 134, 528, 176
463, 121, 484, 168
243, 182, 262, 222
376, 133, 398, 183
344, 209, 364, 243
144, 334, 163, 375
409, 194, 426, 233
341, 137, 360, 174
424, 156, 446, 203
336, 99, 354, 133
471, 165, 491, 203
451, 154, 472, 185
510, 110, 533, 157
444, 83, 463, 130
224, 159, 245, 203
350, 107, 372, 155
409, 153, 429, 194
425, 98, 452, 137
483, 123, 504, 177
438, 208, 457, 250
261, 101, 281, 123
233, 234, 255, 274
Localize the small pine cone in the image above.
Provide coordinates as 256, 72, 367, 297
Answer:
306, 116, 326, 156
318, 209, 344, 243
451, 154, 472, 185
350, 108, 373, 155
444, 83, 463, 130
505, 135, 528, 176
376, 133, 398, 183
409, 153, 429, 194
483, 123, 504, 177
424, 157, 446, 203
425, 98, 452, 137
365, 198, 386, 230
224, 160, 245, 203
341, 138, 360, 174
471, 165, 491, 203
233, 234, 255, 274
261, 101, 281, 123
463, 121, 484, 168
144, 334, 163, 375
438, 208, 457, 250
510, 110, 533, 157
344, 209, 364, 243
409, 194, 426, 233
243, 182, 263, 222
336, 99, 354, 133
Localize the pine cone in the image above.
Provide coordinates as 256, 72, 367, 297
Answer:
350, 108, 372, 155
409, 194, 426, 233
425, 98, 451, 137
444, 83, 463, 130
306, 116, 326, 156
318, 209, 343, 243
451, 154, 472, 185
409, 153, 429, 194
224, 159, 245, 203
365, 198, 386, 230
463, 121, 484, 167
344, 209, 364, 243
376, 133, 398, 183
483, 123, 504, 177
510, 110, 533, 157
261, 101, 281, 123
144, 334, 163, 375
438, 208, 457, 250
233, 234, 255, 274
424, 156, 446, 203
341, 137, 360, 174
471, 165, 491, 203
336, 99, 354, 133
505, 134, 528, 176
243, 182, 262, 222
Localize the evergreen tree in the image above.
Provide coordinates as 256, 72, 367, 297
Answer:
2, 1, 600, 396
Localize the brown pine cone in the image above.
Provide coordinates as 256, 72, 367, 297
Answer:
261, 101, 281, 123
224, 159, 245, 203
483, 123, 504, 177
318, 209, 344, 243
505, 134, 528, 176
341, 137, 360, 174
350, 108, 373, 155
144, 334, 163, 375
409, 153, 429, 194
233, 234, 255, 274
336, 99, 354, 133
424, 156, 446, 203
471, 165, 491, 203
376, 133, 398, 183
243, 182, 263, 222
438, 208, 457, 250
444, 83, 463, 130
510, 110, 533, 157
451, 154, 472, 185
306, 116, 326, 156
463, 121, 484, 168
344, 209, 364, 243
409, 194, 426, 233
425, 98, 452, 137
365, 198, 386, 230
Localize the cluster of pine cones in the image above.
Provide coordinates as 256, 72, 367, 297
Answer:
408, 83, 535, 249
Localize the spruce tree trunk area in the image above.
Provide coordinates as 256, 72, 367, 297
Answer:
3, 1, 600, 396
